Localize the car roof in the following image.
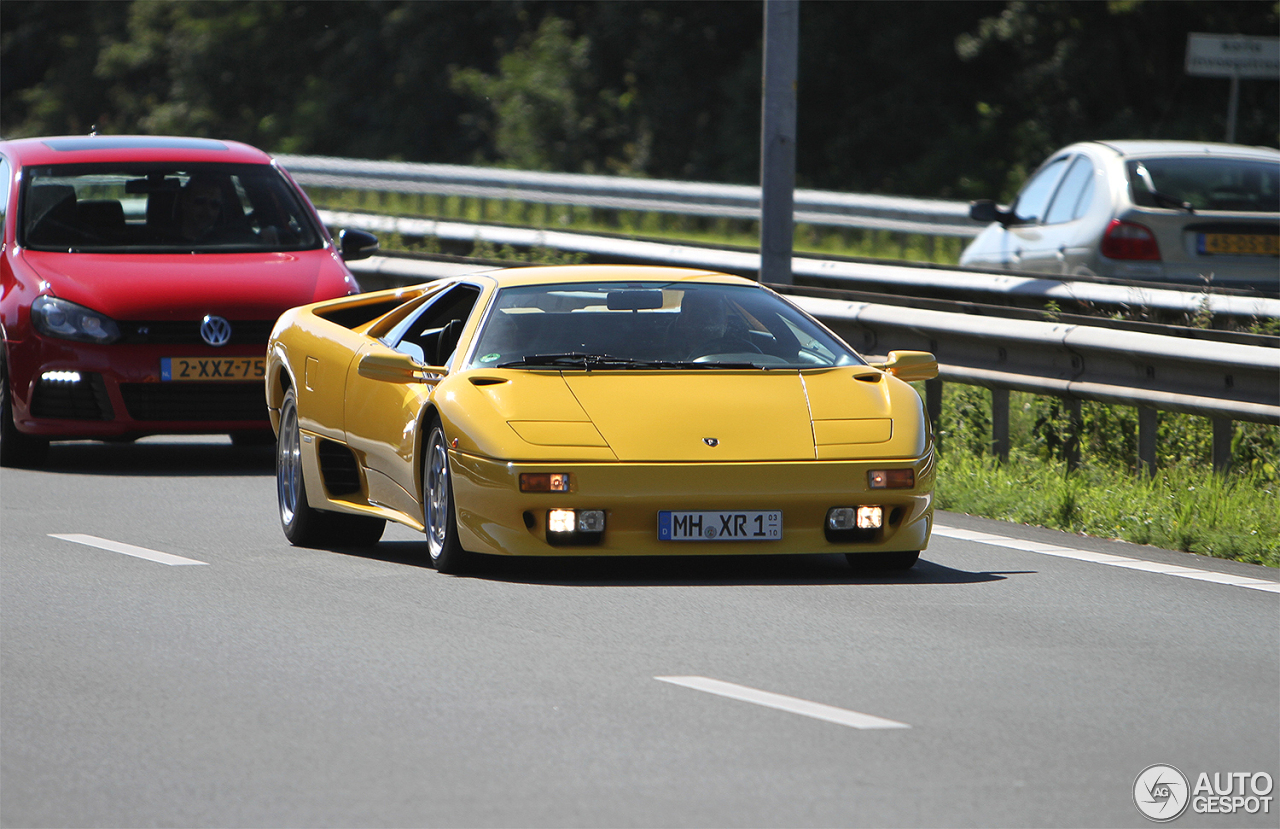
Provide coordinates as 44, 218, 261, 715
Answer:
1077, 140, 1280, 161
474, 265, 756, 289
0, 135, 274, 166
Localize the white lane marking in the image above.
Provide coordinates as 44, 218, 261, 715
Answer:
656, 676, 910, 730
932, 524, 1279, 594
49, 534, 208, 566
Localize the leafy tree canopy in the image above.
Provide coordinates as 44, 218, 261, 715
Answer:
2, 0, 1275, 199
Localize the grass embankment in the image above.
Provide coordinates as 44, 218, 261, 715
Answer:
311, 189, 1278, 567
931, 386, 1279, 568
936, 453, 1279, 567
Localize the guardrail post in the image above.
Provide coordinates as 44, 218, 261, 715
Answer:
991, 387, 1010, 462
1064, 397, 1082, 471
1212, 417, 1234, 474
1138, 405, 1158, 477
926, 378, 943, 452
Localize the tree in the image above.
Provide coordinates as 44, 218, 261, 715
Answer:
3, 1, 1276, 199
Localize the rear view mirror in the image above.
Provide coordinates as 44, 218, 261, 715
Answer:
339, 228, 379, 261
357, 350, 443, 384
607, 290, 664, 311
870, 351, 938, 382
125, 175, 180, 194
969, 200, 1015, 226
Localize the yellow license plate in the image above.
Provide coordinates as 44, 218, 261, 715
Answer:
1199, 233, 1279, 256
161, 356, 266, 381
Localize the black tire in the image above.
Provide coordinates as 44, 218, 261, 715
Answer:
230, 429, 275, 447
276, 388, 385, 548
0, 356, 49, 468
846, 550, 920, 572
422, 419, 471, 574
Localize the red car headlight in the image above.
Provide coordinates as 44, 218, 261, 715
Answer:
31, 296, 122, 344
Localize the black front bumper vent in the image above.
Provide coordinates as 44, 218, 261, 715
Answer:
30, 373, 114, 420
119, 382, 267, 422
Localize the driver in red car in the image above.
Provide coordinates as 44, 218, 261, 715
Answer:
176, 175, 226, 241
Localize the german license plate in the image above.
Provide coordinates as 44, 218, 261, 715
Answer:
161, 356, 266, 381
1198, 233, 1279, 256
658, 510, 782, 541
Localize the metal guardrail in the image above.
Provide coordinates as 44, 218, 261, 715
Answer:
280, 154, 980, 237
807, 297, 1279, 422
321, 210, 1280, 321
343, 253, 1280, 434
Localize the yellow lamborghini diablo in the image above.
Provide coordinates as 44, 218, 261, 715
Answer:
265, 265, 938, 573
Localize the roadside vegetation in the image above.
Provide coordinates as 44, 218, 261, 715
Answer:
931, 385, 1279, 568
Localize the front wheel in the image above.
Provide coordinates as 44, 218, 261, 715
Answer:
423, 420, 471, 574
0, 357, 49, 468
277, 388, 384, 548
847, 550, 920, 572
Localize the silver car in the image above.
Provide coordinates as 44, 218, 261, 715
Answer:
960, 140, 1280, 295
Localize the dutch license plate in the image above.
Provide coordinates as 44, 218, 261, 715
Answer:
658, 510, 782, 541
1198, 233, 1279, 256
161, 356, 266, 381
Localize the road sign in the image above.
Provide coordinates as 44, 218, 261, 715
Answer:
1185, 33, 1279, 79
1185, 33, 1279, 143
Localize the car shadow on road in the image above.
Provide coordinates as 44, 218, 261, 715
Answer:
367, 541, 1018, 586
34, 438, 275, 476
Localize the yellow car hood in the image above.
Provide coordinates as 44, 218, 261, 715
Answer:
452, 367, 919, 462
563, 372, 815, 461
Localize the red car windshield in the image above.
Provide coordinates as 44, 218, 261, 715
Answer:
20, 162, 324, 253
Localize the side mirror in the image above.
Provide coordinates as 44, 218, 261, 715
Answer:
870, 350, 938, 382
339, 228, 379, 261
969, 200, 1014, 226
357, 350, 444, 384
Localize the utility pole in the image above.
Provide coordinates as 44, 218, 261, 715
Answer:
758, 0, 799, 284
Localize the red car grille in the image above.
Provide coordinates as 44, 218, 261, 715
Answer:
119, 382, 268, 422
30, 373, 114, 420
118, 320, 276, 346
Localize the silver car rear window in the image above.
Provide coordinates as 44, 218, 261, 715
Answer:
1126, 157, 1280, 212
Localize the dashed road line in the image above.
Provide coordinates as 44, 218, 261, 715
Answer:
49, 534, 208, 566
932, 524, 1279, 594
656, 676, 910, 730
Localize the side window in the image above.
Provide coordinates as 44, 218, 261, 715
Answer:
1013, 156, 1070, 224
0, 158, 10, 225
1044, 156, 1096, 224
386, 284, 481, 366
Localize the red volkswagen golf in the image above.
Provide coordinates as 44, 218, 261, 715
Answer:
0, 135, 377, 467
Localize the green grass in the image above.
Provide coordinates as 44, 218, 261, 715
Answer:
936, 452, 1279, 567
930, 384, 1279, 567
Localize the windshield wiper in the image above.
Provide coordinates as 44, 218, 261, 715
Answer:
1135, 163, 1195, 213
495, 353, 762, 370
686, 360, 765, 369
496, 352, 624, 369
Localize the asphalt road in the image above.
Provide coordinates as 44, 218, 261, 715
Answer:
2, 437, 1277, 828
